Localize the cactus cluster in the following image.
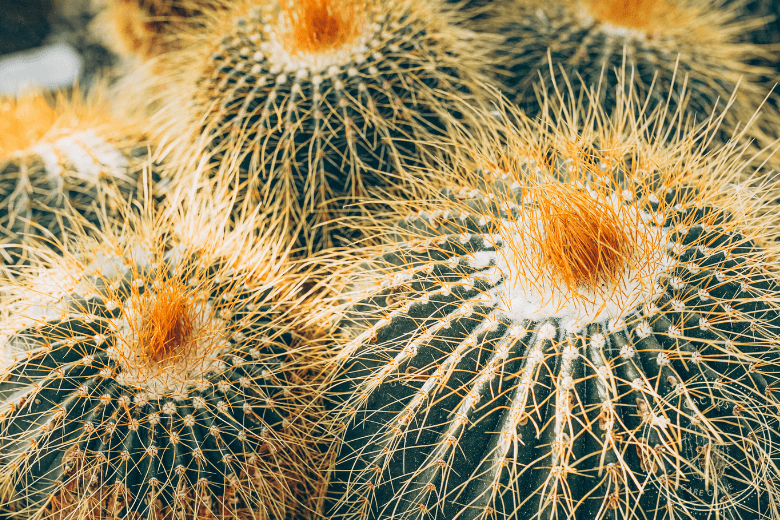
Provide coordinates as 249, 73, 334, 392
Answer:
3, 1, 780, 520
327, 106, 780, 520
0, 208, 326, 519
0, 90, 160, 269
147, 0, 493, 250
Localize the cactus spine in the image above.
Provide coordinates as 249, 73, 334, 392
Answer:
0, 205, 327, 519
327, 103, 780, 520
143, 0, 494, 251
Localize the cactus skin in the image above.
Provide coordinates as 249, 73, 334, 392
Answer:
153, 0, 491, 251
0, 235, 309, 519
0, 92, 164, 270
328, 172, 780, 520
497, 0, 777, 126
0, 132, 151, 266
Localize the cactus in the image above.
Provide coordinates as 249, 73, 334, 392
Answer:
100, 0, 212, 61
327, 103, 780, 520
143, 0, 495, 251
0, 205, 326, 520
0, 89, 162, 269
494, 0, 778, 128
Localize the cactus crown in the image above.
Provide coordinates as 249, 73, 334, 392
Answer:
583, 0, 678, 31
279, 0, 369, 56
130, 276, 196, 365
519, 175, 639, 295
0, 95, 58, 156
109, 265, 232, 396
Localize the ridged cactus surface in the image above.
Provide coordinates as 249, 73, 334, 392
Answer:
496, 0, 777, 126
328, 115, 780, 519
0, 92, 158, 268
0, 213, 319, 520
149, 0, 492, 250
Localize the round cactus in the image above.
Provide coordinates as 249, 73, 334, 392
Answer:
0, 207, 327, 519
144, 0, 496, 251
327, 104, 780, 520
494, 0, 778, 128
0, 89, 162, 269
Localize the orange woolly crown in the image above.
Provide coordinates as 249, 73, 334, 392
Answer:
525, 179, 635, 293
278, 0, 369, 55
583, 0, 678, 31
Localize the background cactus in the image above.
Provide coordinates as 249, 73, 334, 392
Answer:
0, 88, 162, 270
100, 0, 212, 61
327, 103, 780, 520
139, 0, 496, 251
492, 0, 778, 132
0, 203, 329, 520
0, 0, 53, 56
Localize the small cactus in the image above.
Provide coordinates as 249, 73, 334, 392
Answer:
494, 0, 778, 127
327, 103, 780, 520
0, 205, 326, 519
142, 0, 495, 251
0, 89, 161, 269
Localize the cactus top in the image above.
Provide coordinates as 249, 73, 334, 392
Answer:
431, 173, 669, 334
0, 213, 318, 518
328, 105, 780, 519
581, 0, 680, 33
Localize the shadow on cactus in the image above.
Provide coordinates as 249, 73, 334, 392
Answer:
142, 0, 496, 251
0, 87, 162, 271
326, 99, 780, 519
0, 202, 328, 519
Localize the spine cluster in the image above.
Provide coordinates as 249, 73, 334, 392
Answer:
327, 143, 780, 520
154, 0, 490, 250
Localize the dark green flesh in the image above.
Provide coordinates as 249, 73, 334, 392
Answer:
329, 187, 780, 520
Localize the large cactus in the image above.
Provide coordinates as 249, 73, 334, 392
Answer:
327, 105, 780, 520
141, 0, 496, 251
0, 90, 161, 269
0, 208, 325, 519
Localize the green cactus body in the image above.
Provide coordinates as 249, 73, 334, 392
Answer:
0, 130, 145, 265
497, 0, 776, 125
154, 0, 491, 250
328, 166, 780, 519
0, 237, 305, 518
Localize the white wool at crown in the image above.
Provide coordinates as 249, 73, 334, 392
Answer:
30, 130, 129, 179
427, 188, 672, 334
264, 7, 379, 72
111, 296, 231, 398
